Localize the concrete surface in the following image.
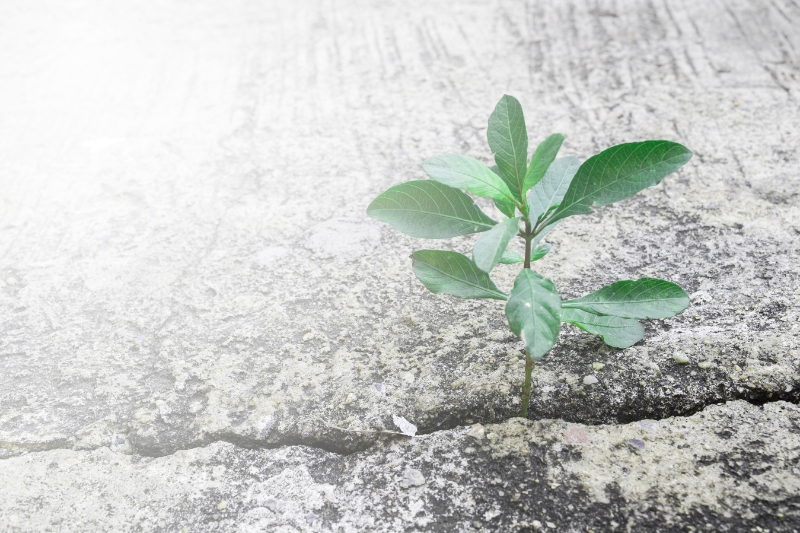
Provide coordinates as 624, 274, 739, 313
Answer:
0, 0, 799, 531
2, 401, 798, 532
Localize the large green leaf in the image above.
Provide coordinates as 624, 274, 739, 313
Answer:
367, 181, 496, 238
422, 154, 516, 204
411, 250, 507, 300
562, 278, 690, 319
505, 270, 561, 360
472, 216, 521, 273
547, 141, 692, 224
521, 134, 565, 196
561, 308, 644, 349
527, 156, 580, 223
488, 95, 528, 200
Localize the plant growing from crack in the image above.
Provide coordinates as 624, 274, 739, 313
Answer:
367, 95, 693, 418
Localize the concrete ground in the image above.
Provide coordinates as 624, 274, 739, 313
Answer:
1, 0, 799, 531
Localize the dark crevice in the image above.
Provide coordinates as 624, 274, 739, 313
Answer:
2, 395, 797, 461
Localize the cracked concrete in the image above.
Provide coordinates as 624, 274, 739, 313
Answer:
1, 0, 799, 530
2, 401, 799, 532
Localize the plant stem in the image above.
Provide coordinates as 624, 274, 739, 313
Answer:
523, 220, 532, 269
520, 351, 534, 418
519, 217, 535, 417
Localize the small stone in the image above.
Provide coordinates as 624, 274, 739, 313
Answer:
698, 361, 713, 369
780, 317, 787, 322
734, 364, 742, 371
592, 362, 605, 371
673, 353, 690, 364
393, 415, 417, 437
463, 447, 476, 455
564, 427, 590, 444
628, 438, 645, 450
265, 498, 283, 512
532, 520, 542, 530
486, 432, 497, 440
217, 500, 228, 510
401, 468, 425, 488
583, 375, 598, 385
547, 522, 556, 528
467, 424, 485, 440
305, 513, 318, 525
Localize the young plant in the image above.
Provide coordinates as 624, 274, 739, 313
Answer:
367, 95, 693, 418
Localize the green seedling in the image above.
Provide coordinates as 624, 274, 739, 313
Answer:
367, 95, 693, 418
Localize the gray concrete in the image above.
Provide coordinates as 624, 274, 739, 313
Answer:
1, 0, 799, 530
2, 401, 799, 532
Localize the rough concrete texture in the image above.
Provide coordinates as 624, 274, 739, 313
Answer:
2, 401, 799, 532
1, 0, 799, 530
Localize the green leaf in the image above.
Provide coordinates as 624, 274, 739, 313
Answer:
561, 308, 644, 349
472, 217, 521, 273
527, 156, 580, 223
489, 166, 517, 217
494, 198, 516, 218
530, 243, 551, 262
499, 249, 524, 264
367, 180, 496, 239
505, 270, 561, 360
522, 134, 565, 195
562, 278, 690, 319
548, 141, 693, 225
488, 95, 528, 200
422, 154, 516, 203
411, 250, 507, 300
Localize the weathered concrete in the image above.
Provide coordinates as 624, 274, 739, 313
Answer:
2, 401, 798, 532
0, 0, 799, 530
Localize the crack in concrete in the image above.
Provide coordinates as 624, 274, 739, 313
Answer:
2, 395, 797, 462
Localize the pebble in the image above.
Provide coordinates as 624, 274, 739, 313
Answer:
532, 520, 542, 530
583, 375, 599, 385
592, 362, 605, 371
673, 353, 690, 364
628, 438, 646, 451
564, 427, 591, 444
547, 522, 556, 528
401, 468, 425, 488
217, 500, 228, 511
467, 424, 485, 440
264, 498, 283, 512
698, 361, 713, 369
